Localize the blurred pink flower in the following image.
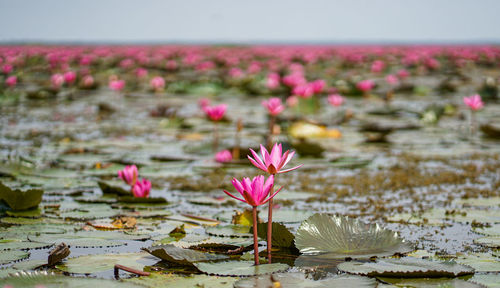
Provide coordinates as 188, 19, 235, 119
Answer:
266, 73, 280, 89
150, 76, 165, 91
385, 74, 399, 85
132, 179, 151, 198
463, 94, 484, 111
5, 75, 17, 87
63, 71, 76, 85
2, 64, 13, 74
136, 68, 148, 78
203, 104, 227, 121
229, 68, 244, 78
286, 95, 299, 107
118, 165, 138, 186
328, 94, 344, 107
397, 69, 410, 79
262, 97, 285, 116
198, 97, 210, 108
371, 60, 385, 73
356, 79, 374, 92
109, 79, 125, 92
51, 73, 65, 89
293, 83, 314, 98
224, 175, 282, 207
283, 73, 306, 87
82, 75, 94, 87
215, 150, 233, 163
311, 79, 326, 94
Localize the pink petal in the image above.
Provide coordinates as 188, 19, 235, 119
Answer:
278, 164, 303, 174
231, 178, 245, 195
223, 190, 247, 203
261, 186, 284, 205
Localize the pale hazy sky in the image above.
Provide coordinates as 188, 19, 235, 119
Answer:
1, 0, 499, 43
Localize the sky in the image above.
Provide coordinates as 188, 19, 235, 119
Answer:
1, 0, 500, 44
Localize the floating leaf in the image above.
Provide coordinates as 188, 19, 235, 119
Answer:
232, 209, 256, 226
206, 225, 253, 238
193, 261, 289, 276
97, 180, 130, 196
474, 236, 500, 248
56, 252, 154, 274
118, 196, 168, 204
143, 244, 228, 266
0, 271, 143, 287
295, 214, 413, 258
234, 273, 376, 288
0, 241, 53, 251
253, 222, 296, 249
454, 253, 500, 272
188, 196, 229, 206
216, 210, 311, 224
454, 197, 500, 207
0, 181, 43, 210
124, 273, 238, 288
6, 208, 42, 217
12, 259, 47, 271
0, 250, 30, 265
337, 257, 474, 277
469, 274, 500, 288
473, 224, 500, 236
378, 277, 483, 288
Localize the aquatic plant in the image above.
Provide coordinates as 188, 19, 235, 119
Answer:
463, 94, 484, 135
202, 103, 227, 151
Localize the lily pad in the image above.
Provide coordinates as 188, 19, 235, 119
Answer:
206, 225, 253, 238
454, 253, 500, 272
117, 196, 168, 204
56, 252, 154, 274
295, 214, 413, 258
0, 271, 143, 287
0, 241, 53, 251
455, 197, 500, 207
469, 274, 500, 288
97, 180, 130, 196
124, 273, 238, 288
474, 236, 500, 248
473, 224, 500, 236
143, 244, 228, 266
193, 260, 289, 276
253, 222, 296, 249
0, 181, 44, 210
378, 277, 483, 288
234, 273, 377, 288
0, 250, 30, 265
215, 210, 312, 224
337, 257, 474, 277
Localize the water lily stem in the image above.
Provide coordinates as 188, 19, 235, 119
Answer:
267, 196, 273, 263
252, 206, 260, 265
267, 116, 275, 150
213, 121, 219, 152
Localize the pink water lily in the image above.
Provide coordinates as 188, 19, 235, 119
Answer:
150, 76, 165, 91
463, 94, 484, 111
132, 178, 151, 198
51, 73, 64, 89
109, 79, 125, 91
63, 71, 77, 85
5, 75, 17, 87
203, 104, 227, 121
328, 94, 344, 107
262, 97, 285, 116
248, 143, 302, 175
215, 149, 233, 163
223, 175, 282, 207
357, 79, 374, 92
118, 165, 138, 186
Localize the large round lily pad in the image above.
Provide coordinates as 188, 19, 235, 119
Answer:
0, 250, 30, 265
337, 257, 474, 277
124, 273, 238, 288
378, 277, 483, 288
0, 181, 44, 211
143, 244, 228, 266
193, 261, 289, 276
454, 253, 500, 272
206, 225, 253, 238
234, 272, 376, 288
295, 214, 413, 258
56, 252, 155, 274
0, 271, 143, 287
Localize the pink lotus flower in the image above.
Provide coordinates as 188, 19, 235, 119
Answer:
81, 75, 94, 87
385, 74, 399, 86
262, 97, 285, 116
293, 83, 314, 98
229, 68, 244, 78
132, 178, 151, 198
266, 73, 280, 89
51, 73, 65, 89
283, 73, 306, 87
224, 175, 282, 207
63, 71, 76, 85
166, 60, 178, 70
328, 94, 344, 107
311, 79, 326, 94
136, 68, 148, 78
463, 94, 484, 111
150, 76, 165, 91
248, 143, 302, 175
2, 64, 13, 74
371, 60, 385, 73
109, 79, 125, 92
203, 104, 227, 121
198, 97, 210, 108
286, 96, 299, 107
215, 150, 233, 163
118, 165, 138, 186
5, 75, 17, 87
356, 79, 374, 93
397, 69, 410, 79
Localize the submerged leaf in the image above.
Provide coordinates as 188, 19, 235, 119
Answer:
253, 222, 296, 249
295, 214, 413, 258
337, 257, 474, 277
0, 181, 43, 210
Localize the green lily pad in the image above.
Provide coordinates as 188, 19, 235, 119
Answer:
188, 196, 230, 206
0, 250, 30, 265
193, 260, 289, 276
0, 217, 66, 225
474, 236, 500, 248
117, 196, 168, 204
473, 224, 500, 236
337, 257, 474, 277
378, 277, 483, 288
12, 259, 47, 270
469, 274, 500, 288
124, 273, 238, 288
215, 210, 312, 224
0, 271, 143, 287
0, 268, 17, 279
6, 208, 42, 217
56, 252, 154, 274
454, 253, 500, 272
295, 214, 413, 258
0, 181, 43, 210
0, 241, 53, 251
97, 180, 130, 196
253, 222, 296, 249
143, 244, 228, 266
454, 197, 500, 207
206, 225, 253, 238
234, 273, 377, 288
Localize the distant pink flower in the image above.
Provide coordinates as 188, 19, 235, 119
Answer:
371, 60, 385, 73
293, 83, 314, 98
247, 62, 262, 74
463, 94, 484, 111
198, 97, 210, 108
262, 97, 285, 116
229, 68, 244, 78
286, 96, 299, 107
203, 104, 227, 121
248, 143, 302, 175
118, 165, 138, 186
51, 73, 65, 89
397, 69, 410, 79
311, 79, 326, 94
266, 73, 280, 89
196, 61, 215, 71
132, 178, 151, 198
328, 94, 344, 107
136, 68, 148, 78
120, 58, 134, 69
109, 79, 125, 92
82, 75, 94, 87
2, 64, 13, 74
385, 74, 399, 86
215, 150, 233, 163
5, 75, 17, 88
282, 73, 306, 87
166, 60, 178, 70
150, 76, 165, 91
356, 80, 374, 93
63, 71, 76, 85
224, 175, 282, 207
